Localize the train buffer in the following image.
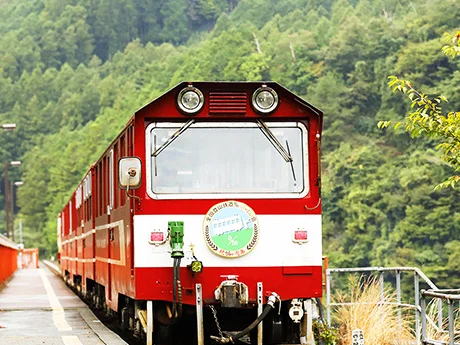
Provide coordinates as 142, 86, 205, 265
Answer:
0, 261, 127, 345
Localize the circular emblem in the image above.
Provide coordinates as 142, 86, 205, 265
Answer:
203, 201, 259, 258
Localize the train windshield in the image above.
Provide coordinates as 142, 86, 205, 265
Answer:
146, 122, 308, 199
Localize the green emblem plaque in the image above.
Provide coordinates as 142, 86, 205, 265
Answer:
203, 201, 259, 258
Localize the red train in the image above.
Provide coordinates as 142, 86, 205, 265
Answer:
58, 82, 323, 345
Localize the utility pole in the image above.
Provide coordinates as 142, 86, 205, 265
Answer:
1, 123, 16, 239
19, 219, 23, 246
11, 181, 23, 242
4, 162, 10, 238
10, 180, 14, 241
4, 161, 21, 239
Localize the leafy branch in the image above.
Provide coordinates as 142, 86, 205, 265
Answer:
442, 30, 460, 58
378, 30, 460, 189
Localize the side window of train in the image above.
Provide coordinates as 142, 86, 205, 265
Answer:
109, 149, 114, 213
97, 162, 103, 216
69, 200, 73, 234
119, 133, 126, 205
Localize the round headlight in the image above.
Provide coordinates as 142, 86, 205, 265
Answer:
177, 86, 204, 114
252, 86, 279, 114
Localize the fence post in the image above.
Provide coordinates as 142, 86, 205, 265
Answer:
420, 291, 427, 343
437, 298, 443, 330
414, 273, 420, 345
326, 270, 331, 326
448, 299, 454, 345
396, 270, 402, 341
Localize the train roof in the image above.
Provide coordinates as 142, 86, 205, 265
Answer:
135, 81, 323, 123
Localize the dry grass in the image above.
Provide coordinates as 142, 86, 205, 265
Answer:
333, 275, 415, 345
425, 299, 460, 344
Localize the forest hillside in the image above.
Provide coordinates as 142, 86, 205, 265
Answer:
0, 0, 459, 287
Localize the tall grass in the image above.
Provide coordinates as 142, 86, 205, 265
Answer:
333, 276, 415, 345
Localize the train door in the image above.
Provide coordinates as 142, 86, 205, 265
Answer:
70, 199, 76, 276
76, 186, 83, 282
95, 155, 110, 307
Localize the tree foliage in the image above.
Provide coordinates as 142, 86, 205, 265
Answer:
379, 31, 460, 189
0, 0, 459, 288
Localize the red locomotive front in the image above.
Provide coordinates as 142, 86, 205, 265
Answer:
58, 82, 323, 345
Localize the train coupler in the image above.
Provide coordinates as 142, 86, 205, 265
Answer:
210, 292, 280, 344
214, 275, 248, 308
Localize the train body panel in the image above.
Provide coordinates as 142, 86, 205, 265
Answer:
133, 213, 321, 303
133, 214, 321, 268
57, 82, 324, 344
135, 266, 323, 303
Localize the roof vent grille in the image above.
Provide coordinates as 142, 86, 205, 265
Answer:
209, 91, 247, 115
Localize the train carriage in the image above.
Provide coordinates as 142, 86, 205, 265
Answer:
58, 82, 323, 345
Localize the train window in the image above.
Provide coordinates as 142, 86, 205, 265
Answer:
96, 164, 102, 216
114, 143, 119, 208
146, 122, 308, 199
109, 149, 114, 210
69, 200, 73, 234
103, 156, 107, 213
119, 134, 126, 206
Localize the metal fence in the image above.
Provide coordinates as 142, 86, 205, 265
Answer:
421, 289, 460, 345
325, 266, 448, 344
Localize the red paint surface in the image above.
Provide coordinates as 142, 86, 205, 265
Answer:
57, 82, 324, 312
0, 244, 17, 285
135, 266, 323, 304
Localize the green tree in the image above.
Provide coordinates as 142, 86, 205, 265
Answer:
379, 31, 460, 188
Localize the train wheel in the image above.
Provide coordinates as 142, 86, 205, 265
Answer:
120, 307, 130, 332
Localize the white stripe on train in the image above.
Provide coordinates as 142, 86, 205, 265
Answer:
60, 215, 321, 268
134, 214, 322, 268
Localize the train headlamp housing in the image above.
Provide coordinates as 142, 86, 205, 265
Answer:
177, 86, 204, 114
252, 86, 279, 114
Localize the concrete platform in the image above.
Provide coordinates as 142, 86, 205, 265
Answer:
0, 263, 128, 345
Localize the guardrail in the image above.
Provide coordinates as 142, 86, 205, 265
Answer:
325, 266, 442, 344
20, 248, 39, 268
421, 289, 460, 345
0, 234, 18, 287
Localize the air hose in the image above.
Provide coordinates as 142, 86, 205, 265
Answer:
171, 257, 183, 319
168, 221, 184, 322
211, 292, 280, 344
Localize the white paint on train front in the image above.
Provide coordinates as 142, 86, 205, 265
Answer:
133, 214, 322, 268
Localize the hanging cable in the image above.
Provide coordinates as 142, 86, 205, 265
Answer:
171, 257, 183, 320
211, 292, 280, 344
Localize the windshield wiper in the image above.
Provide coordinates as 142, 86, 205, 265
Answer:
256, 120, 292, 162
151, 119, 195, 157
285, 140, 297, 184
